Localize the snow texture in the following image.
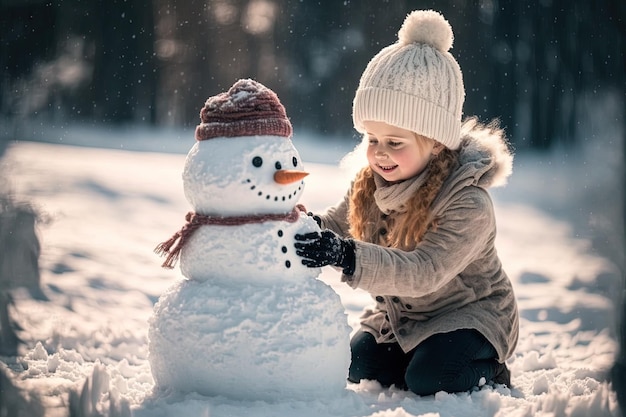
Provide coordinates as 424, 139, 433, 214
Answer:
179, 215, 321, 285
149, 278, 350, 401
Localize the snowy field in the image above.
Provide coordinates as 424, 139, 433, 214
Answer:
0, 125, 623, 417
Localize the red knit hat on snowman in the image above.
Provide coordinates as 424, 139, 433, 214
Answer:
195, 78, 293, 141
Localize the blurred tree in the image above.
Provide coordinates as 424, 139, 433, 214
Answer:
92, 0, 157, 123
490, 0, 624, 149
278, 0, 461, 135
152, 0, 288, 128
0, 0, 157, 127
278, 0, 364, 135
153, 0, 214, 126
0, 0, 57, 141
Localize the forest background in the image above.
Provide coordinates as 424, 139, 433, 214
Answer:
1, 0, 623, 150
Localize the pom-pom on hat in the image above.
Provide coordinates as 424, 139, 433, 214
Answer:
195, 78, 292, 141
352, 10, 465, 150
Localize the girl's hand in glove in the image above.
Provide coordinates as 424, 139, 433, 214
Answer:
294, 230, 355, 275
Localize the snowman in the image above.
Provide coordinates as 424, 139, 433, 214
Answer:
149, 79, 351, 401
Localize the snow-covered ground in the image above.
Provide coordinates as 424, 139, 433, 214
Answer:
0, 125, 623, 417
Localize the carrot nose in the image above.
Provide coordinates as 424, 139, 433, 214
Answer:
274, 169, 309, 184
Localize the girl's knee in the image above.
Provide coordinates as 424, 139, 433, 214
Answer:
348, 331, 377, 382
350, 330, 376, 353
404, 361, 444, 396
404, 352, 468, 395
405, 357, 498, 395
348, 331, 410, 387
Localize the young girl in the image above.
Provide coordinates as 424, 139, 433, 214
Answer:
294, 10, 519, 396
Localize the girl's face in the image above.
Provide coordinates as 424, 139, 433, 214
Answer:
363, 120, 439, 183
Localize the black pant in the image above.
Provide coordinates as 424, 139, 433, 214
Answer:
348, 329, 499, 396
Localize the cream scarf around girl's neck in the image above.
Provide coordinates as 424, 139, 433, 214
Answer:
373, 169, 429, 215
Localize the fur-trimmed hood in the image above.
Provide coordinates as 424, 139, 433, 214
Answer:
454, 117, 514, 189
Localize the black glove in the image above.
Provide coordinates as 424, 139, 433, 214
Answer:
294, 230, 356, 275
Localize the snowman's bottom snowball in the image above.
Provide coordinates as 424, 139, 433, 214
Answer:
148, 277, 351, 401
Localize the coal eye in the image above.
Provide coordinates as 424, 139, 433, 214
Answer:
252, 156, 263, 167
292, 157, 298, 167
275, 161, 282, 170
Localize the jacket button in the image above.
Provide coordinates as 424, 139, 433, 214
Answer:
392, 296, 400, 303
375, 296, 384, 303
398, 328, 407, 336
400, 317, 409, 324
379, 228, 387, 236
381, 328, 389, 335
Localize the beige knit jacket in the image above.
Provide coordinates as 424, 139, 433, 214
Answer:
320, 119, 519, 362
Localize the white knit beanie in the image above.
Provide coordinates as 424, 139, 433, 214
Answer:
352, 10, 465, 150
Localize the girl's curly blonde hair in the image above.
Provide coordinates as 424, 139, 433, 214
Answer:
348, 146, 459, 250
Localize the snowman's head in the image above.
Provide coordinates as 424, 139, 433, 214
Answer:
183, 79, 306, 216
183, 135, 308, 216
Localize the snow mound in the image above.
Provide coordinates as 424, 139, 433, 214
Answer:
148, 277, 351, 401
